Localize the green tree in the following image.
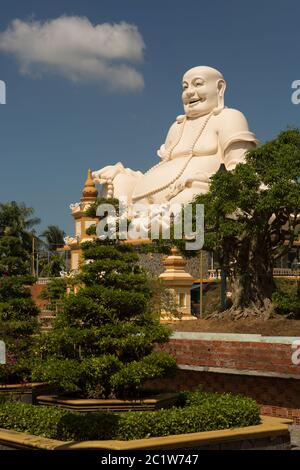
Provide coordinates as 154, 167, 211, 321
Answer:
32, 238, 176, 398
37, 253, 66, 278
0, 234, 29, 276
0, 201, 41, 254
195, 129, 300, 317
39, 277, 67, 314
41, 225, 66, 251
0, 233, 39, 383
37, 225, 67, 277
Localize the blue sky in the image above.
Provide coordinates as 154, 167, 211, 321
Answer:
0, 0, 299, 236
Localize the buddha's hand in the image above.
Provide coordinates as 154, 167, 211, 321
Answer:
166, 178, 187, 201
185, 172, 210, 186
92, 163, 125, 184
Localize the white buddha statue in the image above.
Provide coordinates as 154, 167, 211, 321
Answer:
92, 66, 258, 207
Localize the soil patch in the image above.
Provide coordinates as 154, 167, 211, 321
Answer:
171, 317, 300, 336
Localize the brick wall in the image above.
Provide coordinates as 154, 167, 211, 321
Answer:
30, 283, 48, 309
151, 332, 300, 423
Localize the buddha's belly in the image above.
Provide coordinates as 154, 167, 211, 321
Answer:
132, 154, 221, 203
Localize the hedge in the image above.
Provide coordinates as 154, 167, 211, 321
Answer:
0, 391, 260, 441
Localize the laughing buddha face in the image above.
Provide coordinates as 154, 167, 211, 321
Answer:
182, 66, 226, 118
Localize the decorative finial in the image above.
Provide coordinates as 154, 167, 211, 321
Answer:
81, 169, 98, 201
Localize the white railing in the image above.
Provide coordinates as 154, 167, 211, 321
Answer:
36, 277, 62, 285
208, 267, 300, 279
36, 278, 50, 285
207, 269, 222, 279
273, 268, 300, 277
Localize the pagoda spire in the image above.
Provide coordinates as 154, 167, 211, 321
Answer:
81, 169, 98, 202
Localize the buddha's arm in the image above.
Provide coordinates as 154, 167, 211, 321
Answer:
223, 140, 257, 170
157, 118, 184, 160
93, 163, 142, 183
92, 163, 143, 202
217, 108, 259, 170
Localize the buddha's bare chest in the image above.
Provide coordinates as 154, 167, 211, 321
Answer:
168, 119, 219, 157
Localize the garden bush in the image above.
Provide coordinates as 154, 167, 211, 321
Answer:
0, 391, 261, 441
32, 238, 177, 398
0, 237, 39, 384
272, 289, 300, 317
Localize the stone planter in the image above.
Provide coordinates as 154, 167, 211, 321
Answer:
36, 392, 178, 412
0, 416, 292, 450
0, 383, 52, 405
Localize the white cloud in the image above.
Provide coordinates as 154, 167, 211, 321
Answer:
0, 16, 145, 91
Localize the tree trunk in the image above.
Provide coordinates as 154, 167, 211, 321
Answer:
223, 236, 275, 319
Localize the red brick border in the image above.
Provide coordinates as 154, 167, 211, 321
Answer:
158, 337, 300, 377
151, 334, 300, 423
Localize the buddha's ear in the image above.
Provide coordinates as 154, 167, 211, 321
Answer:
217, 79, 226, 110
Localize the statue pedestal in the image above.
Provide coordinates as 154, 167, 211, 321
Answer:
159, 247, 197, 322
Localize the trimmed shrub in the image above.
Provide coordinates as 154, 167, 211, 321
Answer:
0, 391, 261, 441
31, 352, 177, 399
0, 275, 39, 384
80, 355, 122, 398
32, 238, 176, 398
110, 352, 177, 397
32, 358, 82, 393
116, 392, 260, 440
